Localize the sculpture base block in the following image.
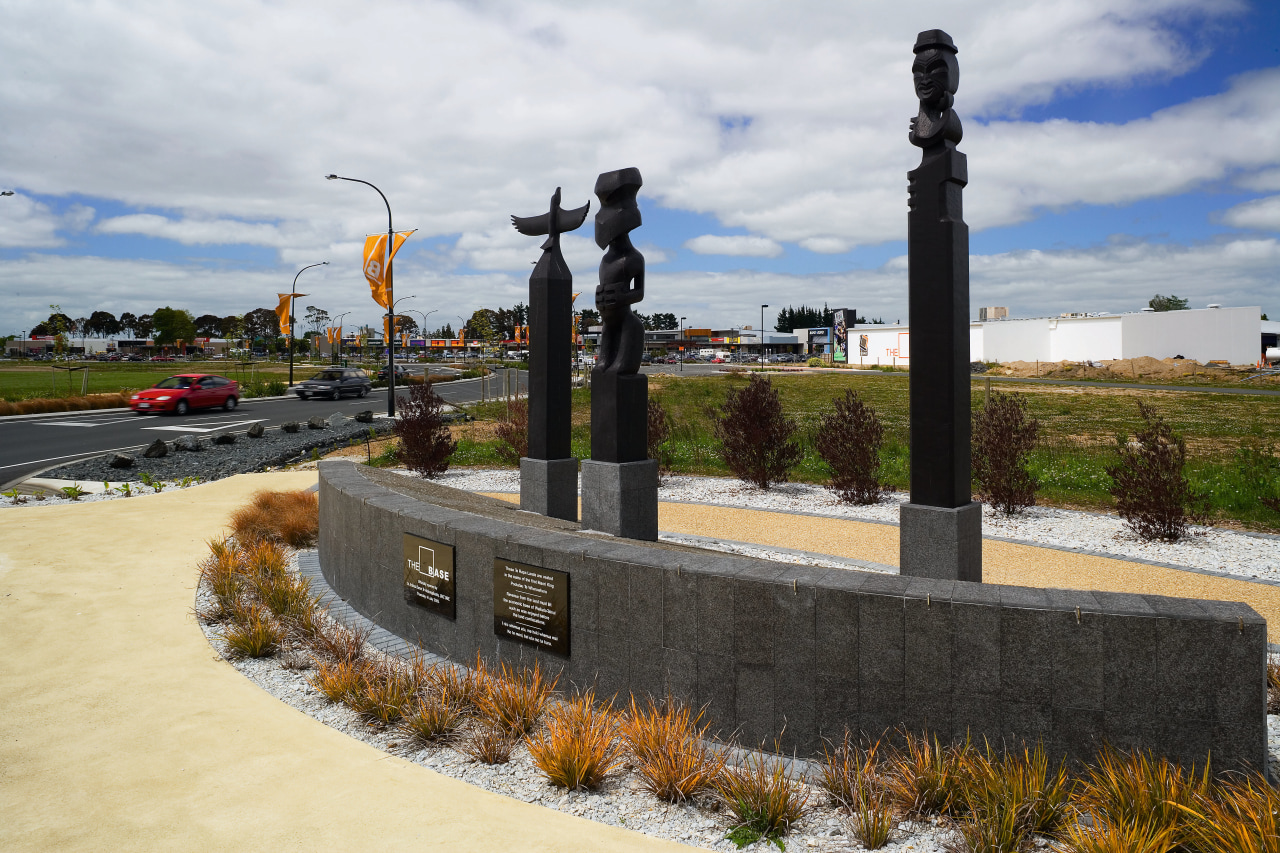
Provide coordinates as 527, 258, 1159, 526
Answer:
899, 502, 982, 582
581, 459, 658, 541
520, 457, 579, 522
590, 371, 648, 463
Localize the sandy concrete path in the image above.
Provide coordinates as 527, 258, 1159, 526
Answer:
0, 472, 689, 853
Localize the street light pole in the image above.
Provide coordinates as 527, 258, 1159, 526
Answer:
405, 308, 436, 358
332, 311, 351, 365
288, 261, 328, 385
679, 316, 686, 372
761, 304, 769, 368
326, 174, 398, 417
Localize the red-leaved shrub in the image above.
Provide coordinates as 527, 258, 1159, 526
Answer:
713, 373, 803, 489
394, 381, 457, 478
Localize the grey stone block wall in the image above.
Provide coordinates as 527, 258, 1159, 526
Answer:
317, 460, 1269, 773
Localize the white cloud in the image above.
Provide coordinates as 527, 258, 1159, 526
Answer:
685, 235, 783, 257
1217, 195, 1280, 232
0, 196, 94, 248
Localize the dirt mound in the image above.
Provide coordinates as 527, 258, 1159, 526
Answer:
993, 357, 1225, 380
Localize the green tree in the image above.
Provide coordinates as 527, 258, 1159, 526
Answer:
118, 312, 139, 337
467, 308, 498, 342
242, 308, 278, 343
304, 305, 330, 336
577, 309, 600, 335
85, 310, 121, 338
152, 307, 197, 345
134, 313, 155, 338
1148, 294, 1189, 312
193, 314, 223, 336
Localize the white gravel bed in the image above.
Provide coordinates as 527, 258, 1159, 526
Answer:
420, 469, 1280, 585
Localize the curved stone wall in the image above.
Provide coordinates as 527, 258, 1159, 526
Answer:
317, 460, 1268, 772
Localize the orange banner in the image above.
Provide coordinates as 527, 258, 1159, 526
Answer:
274, 293, 292, 336
362, 230, 416, 309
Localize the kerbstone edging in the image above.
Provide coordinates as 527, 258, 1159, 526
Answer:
317, 459, 1269, 773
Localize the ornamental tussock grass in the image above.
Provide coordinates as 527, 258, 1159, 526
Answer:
951, 742, 1073, 853
528, 689, 626, 791
1052, 818, 1177, 853
460, 719, 517, 765
252, 564, 314, 618
309, 658, 364, 703
305, 617, 372, 665
427, 655, 490, 712
223, 602, 282, 658
1072, 745, 1211, 848
347, 658, 419, 725
618, 695, 727, 803
1268, 660, 1280, 715
473, 658, 558, 738
885, 730, 971, 819
1176, 774, 1280, 853
715, 739, 810, 849
198, 536, 248, 621
400, 694, 469, 746
819, 730, 893, 848
229, 489, 319, 547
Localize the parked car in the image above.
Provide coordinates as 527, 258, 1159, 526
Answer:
294, 368, 372, 400
129, 374, 239, 415
375, 364, 411, 382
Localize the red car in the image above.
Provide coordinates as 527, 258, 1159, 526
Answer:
130, 374, 239, 415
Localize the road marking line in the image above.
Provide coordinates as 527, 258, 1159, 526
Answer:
36, 422, 101, 427
0, 445, 149, 471
144, 419, 265, 433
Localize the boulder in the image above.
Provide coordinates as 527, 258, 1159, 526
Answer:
326, 412, 347, 429
247, 422, 265, 438
354, 410, 374, 423
307, 416, 327, 430
213, 432, 236, 445
281, 421, 300, 433
174, 435, 200, 452
143, 439, 168, 459
108, 453, 134, 469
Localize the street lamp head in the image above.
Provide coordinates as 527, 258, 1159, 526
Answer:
0, 190, 13, 197
325, 174, 338, 180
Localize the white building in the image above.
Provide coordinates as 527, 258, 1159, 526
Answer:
846, 306, 1263, 367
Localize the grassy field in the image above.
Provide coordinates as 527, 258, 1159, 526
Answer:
453, 371, 1280, 531
0, 360, 315, 401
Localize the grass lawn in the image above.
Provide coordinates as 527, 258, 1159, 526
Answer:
0, 360, 320, 401
452, 371, 1280, 531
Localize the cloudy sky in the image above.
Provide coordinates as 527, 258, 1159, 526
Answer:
2, 0, 1278, 337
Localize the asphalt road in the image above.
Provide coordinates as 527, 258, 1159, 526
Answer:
0, 370, 523, 490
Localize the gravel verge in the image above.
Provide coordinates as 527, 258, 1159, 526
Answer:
35, 415, 396, 485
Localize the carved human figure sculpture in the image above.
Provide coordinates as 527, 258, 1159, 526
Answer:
593, 167, 645, 376
909, 30, 962, 148
901, 28, 981, 582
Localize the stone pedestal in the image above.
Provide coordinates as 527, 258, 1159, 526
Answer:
581, 459, 658, 540
520, 457, 579, 522
899, 502, 982, 582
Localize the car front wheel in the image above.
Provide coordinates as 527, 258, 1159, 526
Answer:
175, 400, 189, 416
358, 387, 367, 398
298, 392, 308, 400
223, 396, 237, 411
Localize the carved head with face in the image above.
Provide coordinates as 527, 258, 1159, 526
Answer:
912, 29, 959, 112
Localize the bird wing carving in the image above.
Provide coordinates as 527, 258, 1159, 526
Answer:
558, 202, 590, 234
511, 212, 551, 237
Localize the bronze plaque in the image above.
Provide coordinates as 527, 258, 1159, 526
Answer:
402, 533, 456, 619
492, 558, 570, 657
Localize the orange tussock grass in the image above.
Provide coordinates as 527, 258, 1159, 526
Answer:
459, 720, 517, 765
714, 739, 811, 843
229, 489, 318, 548
310, 658, 364, 703
400, 694, 469, 746
223, 602, 282, 658
1053, 818, 1178, 853
304, 617, 371, 664
527, 689, 626, 791
618, 694, 727, 802
884, 729, 972, 819
1073, 745, 1212, 846
198, 535, 249, 620
347, 658, 419, 725
473, 658, 558, 737
954, 741, 1074, 852
819, 730, 893, 848
427, 655, 489, 712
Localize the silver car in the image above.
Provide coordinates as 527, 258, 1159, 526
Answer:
294, 368, 372, 400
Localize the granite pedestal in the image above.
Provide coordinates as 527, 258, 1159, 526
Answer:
899, 501, 982, 582
520, 457, 579, 522
581, 458, 658, 540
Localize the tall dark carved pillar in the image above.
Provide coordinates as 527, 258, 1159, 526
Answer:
581, 167, 658, 540
900, 30, 982, 582
511, 188, 590, 521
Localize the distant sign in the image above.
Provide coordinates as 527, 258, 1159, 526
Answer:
492, 558, 570, 656
808, 328, 830, 344
403, 533, 456, 619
